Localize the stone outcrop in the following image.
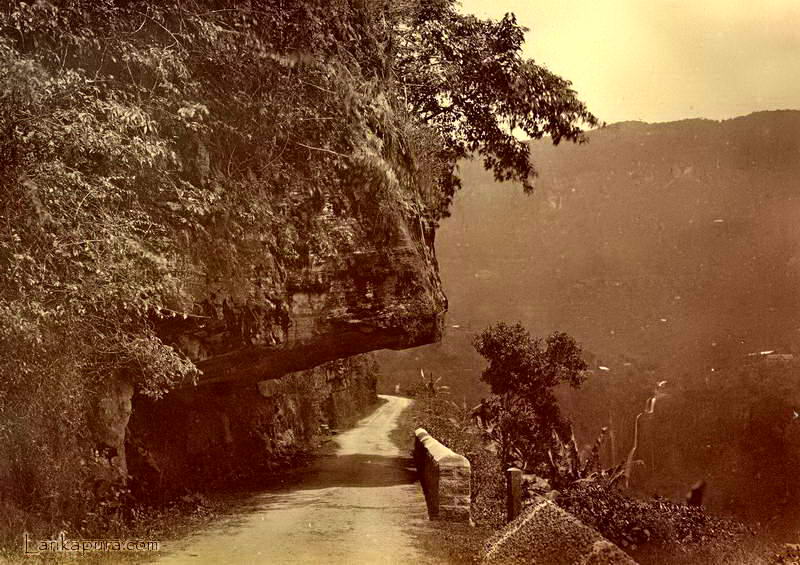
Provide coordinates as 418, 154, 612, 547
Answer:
105, 146, 447, 491
127, 355, 378, 498
87, 5, 446, 494
413, 428, 472, 522
156, 211, 446, 388
95, 119, 447, 495
482, 497, 637, 564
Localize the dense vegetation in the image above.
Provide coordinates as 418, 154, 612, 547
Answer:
396, 2, 598, 198
0, 0, 596, 535
408, 349, 775, 564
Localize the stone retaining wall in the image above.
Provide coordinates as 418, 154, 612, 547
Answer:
414, 428, 471, 522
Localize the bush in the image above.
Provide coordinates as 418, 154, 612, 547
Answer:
558, 481, 750, 551
472, 323, 588, 473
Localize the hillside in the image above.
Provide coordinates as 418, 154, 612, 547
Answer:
377, 110, 800, 530
381, 110, 800, 385
443, 110, 800, 369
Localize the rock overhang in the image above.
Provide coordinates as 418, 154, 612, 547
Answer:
157, 218, 446, 387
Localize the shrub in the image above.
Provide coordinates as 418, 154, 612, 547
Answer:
558, 481, 750, 551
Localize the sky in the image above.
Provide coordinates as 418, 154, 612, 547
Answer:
459, 0, 800, 124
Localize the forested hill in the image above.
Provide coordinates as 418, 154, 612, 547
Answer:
376, 110, 800, 528
379, 109, 800, 393
450, 110, 800, 370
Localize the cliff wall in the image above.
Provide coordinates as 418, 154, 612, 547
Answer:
127, 355, 379, 498
0, 1, 448, 522
156, 201, 445, 388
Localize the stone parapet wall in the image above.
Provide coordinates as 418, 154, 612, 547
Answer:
414, 428, 471, 522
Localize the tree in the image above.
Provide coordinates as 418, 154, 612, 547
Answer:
395, 1, 599, 214
472, 323, 587, 472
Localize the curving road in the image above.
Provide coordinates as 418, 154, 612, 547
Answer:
154, 395, 436, 564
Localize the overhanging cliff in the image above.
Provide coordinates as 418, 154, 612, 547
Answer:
157, 209, 445, 388
0, 1, 450, 520
127, 355, 382, 496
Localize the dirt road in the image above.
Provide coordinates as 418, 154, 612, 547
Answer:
154, 395, 437, 564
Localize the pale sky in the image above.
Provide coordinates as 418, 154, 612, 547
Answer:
460, 0, 800, 124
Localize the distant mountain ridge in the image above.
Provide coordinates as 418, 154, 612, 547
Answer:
377, 109, 800, 397
435, 109, 800, 373
376, 110, 800, 530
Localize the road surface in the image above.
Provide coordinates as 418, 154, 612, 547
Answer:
154, 395, 436, 564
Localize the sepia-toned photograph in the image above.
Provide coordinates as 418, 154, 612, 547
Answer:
0, 1, 798, 563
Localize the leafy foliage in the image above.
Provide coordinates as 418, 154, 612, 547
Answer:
548, 381, 670, 489
404, 368, 450, 399
472, 323, 587, 472
395, 0, 599, 206
0, 0, 440, 525
559, 481, 751, 553
473, 323, 587, 395
546, 426, 609, 488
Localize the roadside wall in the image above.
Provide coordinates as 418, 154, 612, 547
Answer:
414, 428, 471, 522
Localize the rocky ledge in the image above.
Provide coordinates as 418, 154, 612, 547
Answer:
156, 210, 445, 388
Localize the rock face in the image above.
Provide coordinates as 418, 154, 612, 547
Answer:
157, 210, 446, 388
95, 100, 447, 495
91, 377, 134, 489
119, 134, 447, 492
127, 355, 379, 497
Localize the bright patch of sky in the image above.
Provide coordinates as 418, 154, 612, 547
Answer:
459, 0, 800, 124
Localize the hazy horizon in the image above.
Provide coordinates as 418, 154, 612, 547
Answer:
597, 107, 800, 125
